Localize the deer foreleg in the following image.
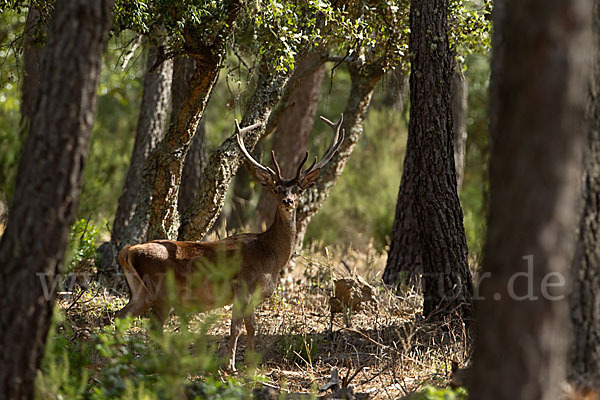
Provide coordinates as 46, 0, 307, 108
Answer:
244, 311, 256, 353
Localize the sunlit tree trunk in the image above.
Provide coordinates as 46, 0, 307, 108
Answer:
0, 1, 112, 397
178, 61, 291, 240
470, 0, 590, 397
570, 0, 600, 383
172, 56, 207, 214
145, 0, 243, 240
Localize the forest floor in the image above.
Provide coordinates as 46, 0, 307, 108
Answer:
55, 244, 471, 399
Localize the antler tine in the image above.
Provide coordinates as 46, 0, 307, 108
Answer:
301, 114, 345, 177
294, 152, 310, 180
235, 119, 277, 178
270, 150, 283, 181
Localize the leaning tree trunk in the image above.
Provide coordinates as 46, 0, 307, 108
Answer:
112, 45, 173, 246
178, 61, 291, 240
294, 61, 384, 251
145, 0, 243, 241
570, 0, 600, 383
386, 0, 473, 322
173, 56, 208, 214
256, 51, 326, 227
452, 67, 467, 191
0, 1, 112, 397
470, 0, 590, 397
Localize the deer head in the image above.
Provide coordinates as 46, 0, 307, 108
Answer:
235, 114, 345, 219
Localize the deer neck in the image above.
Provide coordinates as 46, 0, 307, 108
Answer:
260, 206, 297, 268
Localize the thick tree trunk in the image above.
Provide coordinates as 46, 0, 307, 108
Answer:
410, 0, 472, 321
256, 52, 326, 227
0, 1, 112, 398
178, 61, 291, 240
470, 0, 590, 398
21, 6, 44, 129
452, 67, 467, 191
294, 61, 383, 251
570, 0, 600, 383
111, 45, 173, 246
385, 0, 473, 322
145, 0, 242, 241
173, 56, 208, 214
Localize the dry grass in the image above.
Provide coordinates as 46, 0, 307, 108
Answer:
58, 244, 472, 399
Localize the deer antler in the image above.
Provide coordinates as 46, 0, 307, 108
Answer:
235, 120, 280, 180
296, 114, 345, 180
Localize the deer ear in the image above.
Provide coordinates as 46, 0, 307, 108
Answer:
299, 169, 320, 189
255, 168, 276, 188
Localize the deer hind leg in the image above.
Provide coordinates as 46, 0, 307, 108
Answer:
115, 246, 153, 319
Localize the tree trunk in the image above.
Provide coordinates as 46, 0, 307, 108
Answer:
173, 56, 208, 214
111, 45, 173, 246
570, 0, 600, 383
0, 1, 112, 397
145, 0, 243, 241
452, 67, 467, 191
256, 52, 326, 227
294, 61, 384, 251
384, 0, 473, 322
178, 61, 291, 240
20, 5, 44, 130
470, 0, 590, 397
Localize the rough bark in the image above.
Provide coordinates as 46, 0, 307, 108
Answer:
0, 1, 112, 397
570, 0, 600, 383
111, 45, 173, 247
294, 61, 383, 251
178, 61, 291, 240
385, 0, 473, 322
470, 0, 590, 398
21, 6, 44, 129
145, 0, 243, 241
173, 56, 208, 214
256, 52, 327, 226
452, 67, 467, 191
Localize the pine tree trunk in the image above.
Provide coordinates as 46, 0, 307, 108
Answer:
570, 0, 600, 383
256, 52, 326, 227
383, 1, 473, 317
111, 45, 173, 246
407, 0, 473, 321
470, 0, 590, 397
294, 61, 383, 250
0, 1, 112, 397
145, 0, 243, 240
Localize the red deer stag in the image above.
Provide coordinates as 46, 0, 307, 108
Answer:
115, 114, 344, 371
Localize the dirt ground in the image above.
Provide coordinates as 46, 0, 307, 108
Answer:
58, 245, 470, 399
